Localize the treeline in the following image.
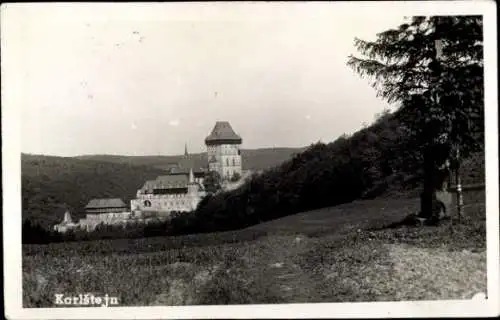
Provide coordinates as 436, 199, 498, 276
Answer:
177, 110, 485, 234
22, 215, 189, 244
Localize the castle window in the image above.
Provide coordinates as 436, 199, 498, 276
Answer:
144, 200, 151, 207
226, 158, 229, 166
232, 159, 235, 166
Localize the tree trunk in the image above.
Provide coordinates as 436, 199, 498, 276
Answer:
419, 145, 451, 223
419, 146, 435, 220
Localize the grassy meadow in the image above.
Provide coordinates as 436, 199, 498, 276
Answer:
23, 189, 486, 307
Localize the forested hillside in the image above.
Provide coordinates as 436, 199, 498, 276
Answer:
21, 155, 168, 227
181, 111, 485, 234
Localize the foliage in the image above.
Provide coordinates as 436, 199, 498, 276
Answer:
21, 155, 168, 228
22, 220, 62, 244
347, 15, 484, 164
347, 16, 484, 219
23, 219, 176, 244
203, 171, 223, 194
230, 172, 242, 182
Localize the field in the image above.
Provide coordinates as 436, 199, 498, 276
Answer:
23, 190, 486, 307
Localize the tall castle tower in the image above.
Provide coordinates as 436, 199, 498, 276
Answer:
205, 121, 242, 180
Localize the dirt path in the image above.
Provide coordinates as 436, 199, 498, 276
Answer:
247, 235, 323, 303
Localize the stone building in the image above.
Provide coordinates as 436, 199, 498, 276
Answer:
130, 168, 206, 216
78, 212, 132, 232
77, 198, 131, 231
205, 121, 243, 181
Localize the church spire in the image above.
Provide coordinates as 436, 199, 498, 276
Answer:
184, 143, 188, 157
63, 210, 72, 224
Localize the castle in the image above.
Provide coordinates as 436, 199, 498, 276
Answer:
53, 121, 243, 232
130, 169, 206, 215
130, 121, 243, 215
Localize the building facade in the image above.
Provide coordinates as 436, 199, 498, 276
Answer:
205, 121, 243, 181
78, 211, 133, 232
130, 168, 206, 215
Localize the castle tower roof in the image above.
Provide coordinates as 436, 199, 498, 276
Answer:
205, 121, 242, 145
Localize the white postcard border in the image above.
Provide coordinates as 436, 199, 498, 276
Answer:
2, 1, 499, 319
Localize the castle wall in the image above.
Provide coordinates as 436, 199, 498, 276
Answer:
131, 187, 205, 214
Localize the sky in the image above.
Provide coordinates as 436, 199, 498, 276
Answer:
4, 3, 412, 156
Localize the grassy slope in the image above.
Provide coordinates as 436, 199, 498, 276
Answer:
23, 189, 485, 306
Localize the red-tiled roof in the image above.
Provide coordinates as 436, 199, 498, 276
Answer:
205, 121, 242, 145
85, 198, 127, 209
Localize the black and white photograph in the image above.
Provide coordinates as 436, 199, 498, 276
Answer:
2, 1, 499, 319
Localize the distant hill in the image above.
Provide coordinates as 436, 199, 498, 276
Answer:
22, 147, 305, 228
75, 147, 306, 172
21, 155, 168, 228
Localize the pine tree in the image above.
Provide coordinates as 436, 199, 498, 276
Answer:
347, 16, 483, 221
